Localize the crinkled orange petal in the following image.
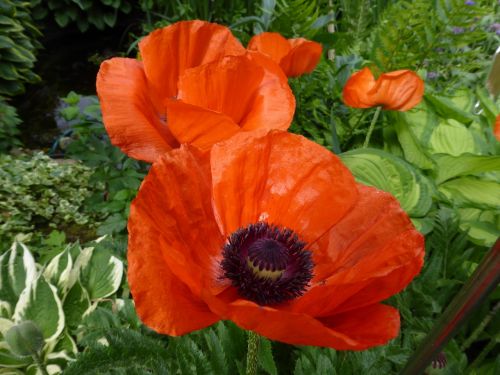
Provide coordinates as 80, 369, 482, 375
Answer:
96, 58, 177, 163
342, 67, 378, 108
280, 38, 322, 77
165, 99, 240, 151
177, 55, 265, 125
374, 70, 424, 111
139, 20, 245, 101
129, 145, 224, 297
494, 114, 500, 141
247, 32, 291, 65
206, 297, 399, 350
210, 130, 358, 244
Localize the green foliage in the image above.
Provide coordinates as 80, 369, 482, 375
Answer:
0, 0, 41, 97
0, 152, 100, 249
367, 0, 496, 89
31, 0, 132, 32
0, 98, 21, 152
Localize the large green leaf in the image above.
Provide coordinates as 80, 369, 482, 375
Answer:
433, 154, 500, 184
424, 93, 476, 124
74, 246, 123, 300
428, 120, 476, 156
0, 242, 36, 317
439, 177, 500, 209
12, 276, 64, 343
341, 148, 433, 217
457, 208, 500, 247
62, 281, 90, 331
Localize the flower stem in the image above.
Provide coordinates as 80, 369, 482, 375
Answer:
363, 106, 382, 148
246, 331, 260, 375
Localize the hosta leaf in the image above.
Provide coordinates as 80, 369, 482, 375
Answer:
341, 148, 433, 217
43, 247, 73, 295
428, 120, 476, 156
0, 346, 32, 368
438, 177, 500, 209
433, 154, 500, 184
62, 281, 90, 331
425, 94, 476, 124
457, 208, 500, 247
12, 276, 64, 343
74, 247, 123, 300
0, 242, 36, 317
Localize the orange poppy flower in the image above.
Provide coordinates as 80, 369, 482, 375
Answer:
342, 67, 424, 111
494, 114, 500, 141
96, 21, 295, 162
247, 32, 322, 77
128, 130, 425, 350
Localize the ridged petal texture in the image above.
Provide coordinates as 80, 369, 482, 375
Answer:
342, 67, 424, 111
128, 130, 425, 349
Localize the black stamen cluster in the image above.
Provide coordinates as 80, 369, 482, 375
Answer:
220, 222, 314, 305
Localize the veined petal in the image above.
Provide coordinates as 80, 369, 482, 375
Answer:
374, 70, 424, 111
342, 67, 378, 108
210, 130, 358, 244
247, 32, 291, 65
280, 38, 322, 77
96, 57, 177, 163
139, 20, 245, 101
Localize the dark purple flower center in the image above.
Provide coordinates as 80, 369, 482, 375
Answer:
220, 222, 314, 305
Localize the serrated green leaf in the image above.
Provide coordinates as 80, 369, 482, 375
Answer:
258, 338, 277, 375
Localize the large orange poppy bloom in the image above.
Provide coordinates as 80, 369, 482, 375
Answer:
128, 130, 425, 350
342, 67, 424, 111
96, 21, 295, 162
247, 32, 322, 77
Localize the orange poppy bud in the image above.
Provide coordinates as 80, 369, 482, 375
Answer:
248, 32, 322, 77
342, 67, 424, 111
96, 21, 295, 163
128, 130, 425, 350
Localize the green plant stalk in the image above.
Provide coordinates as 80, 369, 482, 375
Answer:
32, 351, 49, 375
460, 300, 500, 351
400, 238, 500, 375
246, 331, 260, 375
363, 106, 382, 148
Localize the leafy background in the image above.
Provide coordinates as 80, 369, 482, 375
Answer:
0, 0, 499, 374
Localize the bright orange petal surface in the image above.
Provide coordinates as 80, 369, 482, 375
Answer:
494, 114, 500, 141
247, 32, 291, 65
342, 67, 378, 108
96, 58, 177, 163
139, 20, 245, 101
210, 130, 358, 244
374, 70, 424, 111
280, 38, 322, 77
165, 99, 240, 151
129, 145, 224, 296
289, 185, 424, 316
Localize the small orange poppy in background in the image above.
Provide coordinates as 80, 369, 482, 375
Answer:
128, 130, 424, 350
343, 67, 424, 111
96, 21, 294, 162
248, 32, 322, 77
494, 114, 500, 141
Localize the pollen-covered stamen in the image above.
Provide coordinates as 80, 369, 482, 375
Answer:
220, 222, 314, 305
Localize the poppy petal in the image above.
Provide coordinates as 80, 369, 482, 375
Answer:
494, 114, 500, 141
96, 57, 177, 163
139, 20, 245, 101
209, 298, 399, 350
129, 145, 224, 296
289, 185, 424, 316
128, 218, 220, 336
375, 70, 424, 111
280, 38, 322, 77
210, 130, 358, 244
165, 99, 240, 151
247, 32, 291, 65
342, 67, 378, 108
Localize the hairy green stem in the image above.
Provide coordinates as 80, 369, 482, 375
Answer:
246, 331, 260, 375
32, 352, 49, 375
363, 106, 382, 148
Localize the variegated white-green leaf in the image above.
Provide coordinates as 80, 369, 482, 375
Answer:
26, 364, 61, 375
428, 120, 476, 156
0, 344, 32, 368
12, 277, 64, 343
0, 242, 36, 317
0, 317, 14, 337
43, 247, 73, 296
75, 247, 123, 300
63, 280, 90, 331
341, 148, 433, 217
